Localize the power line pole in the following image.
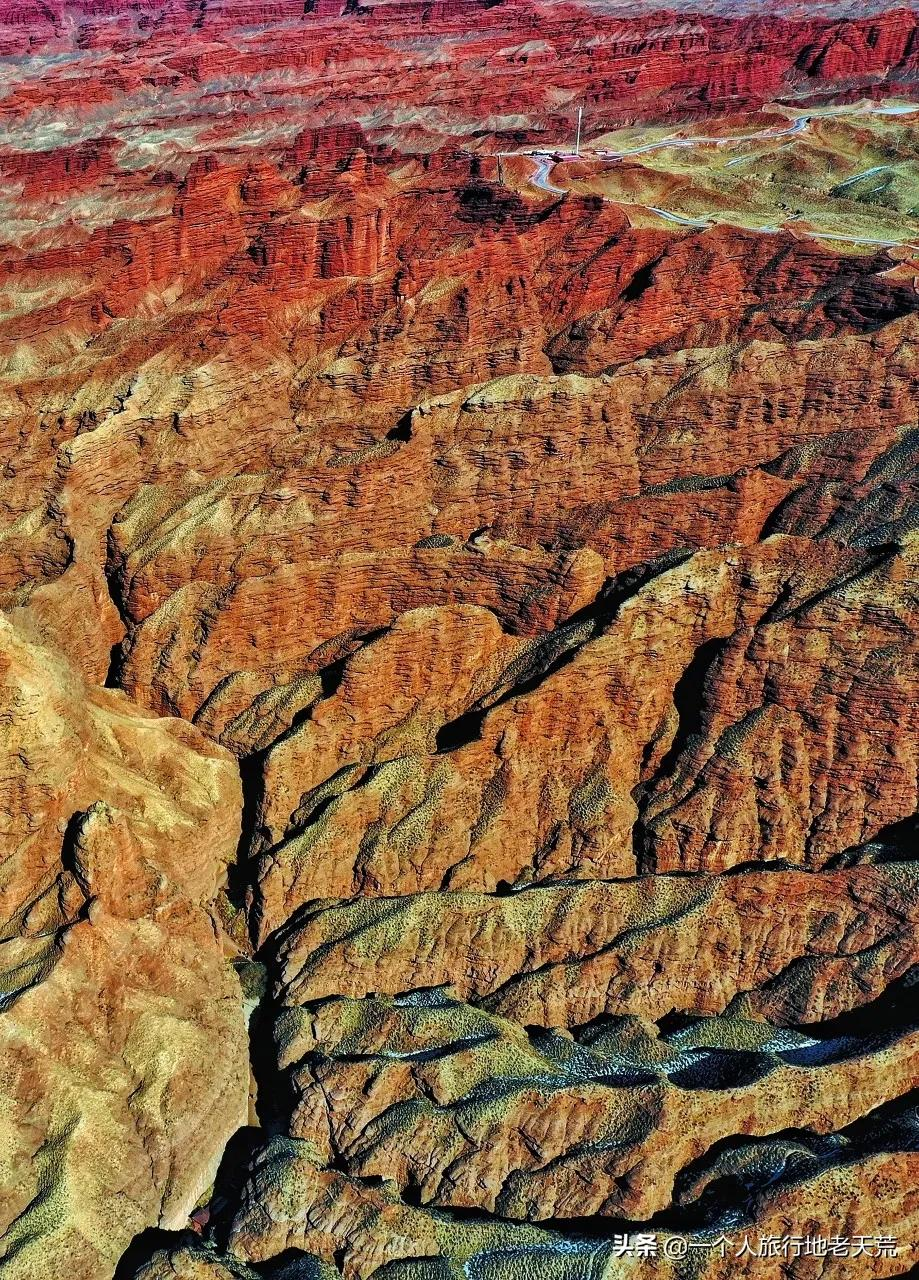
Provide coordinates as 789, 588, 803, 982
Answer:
575, 105, 583, 157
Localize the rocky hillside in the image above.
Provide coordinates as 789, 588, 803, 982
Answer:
0, 2, 917, 1278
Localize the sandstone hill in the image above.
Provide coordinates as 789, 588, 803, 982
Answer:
0, 2, 917, 1277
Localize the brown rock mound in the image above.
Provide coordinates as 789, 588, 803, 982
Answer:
0, 618, 248, 1280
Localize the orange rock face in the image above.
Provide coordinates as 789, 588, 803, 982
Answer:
0, 1, 918, 1278
0, 617, 248, 1280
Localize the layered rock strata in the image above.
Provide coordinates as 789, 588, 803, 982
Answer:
0, 1, 917, 1277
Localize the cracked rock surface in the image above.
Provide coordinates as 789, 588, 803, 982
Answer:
0, 1, 918, 1277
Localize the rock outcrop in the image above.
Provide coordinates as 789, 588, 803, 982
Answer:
0, 0, 917, 1277
0, 618, 248, 1280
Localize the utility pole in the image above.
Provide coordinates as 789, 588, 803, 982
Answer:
575, 105, 583, 157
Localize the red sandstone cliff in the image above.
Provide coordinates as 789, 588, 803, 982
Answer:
0, 2, 917, 1278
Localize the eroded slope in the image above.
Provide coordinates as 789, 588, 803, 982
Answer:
0, 1, 917, 1277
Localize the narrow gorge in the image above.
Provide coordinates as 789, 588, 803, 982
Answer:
0, 3, 917, 1277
